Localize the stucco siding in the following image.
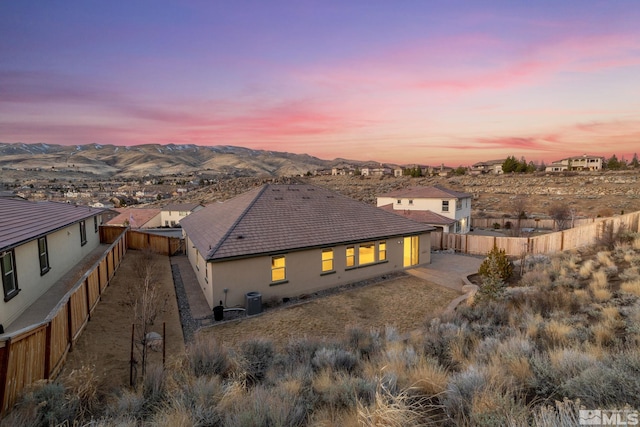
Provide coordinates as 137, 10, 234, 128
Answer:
205, 233, 431, 309
1, 215, 102, 329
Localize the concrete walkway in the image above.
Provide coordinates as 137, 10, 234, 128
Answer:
407, 252, 482, 313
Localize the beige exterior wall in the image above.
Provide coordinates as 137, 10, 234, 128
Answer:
1, 215, 102, 329
185, 235, 214, 308
195, 233, 431, 309
377, 196, 472, 233
161, 206, 201, 227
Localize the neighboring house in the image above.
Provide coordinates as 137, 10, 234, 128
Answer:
376, 185, 472, 234
180, 184, 433, 309
471, 159, 505, 175
106, 207, 162, 229
361, 167, 392, 176
160, 203, 203, 227
0, 199, 104, 331
546, 154, 604, 172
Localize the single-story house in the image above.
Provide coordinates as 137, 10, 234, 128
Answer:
377, 185, 472, 234
0, 199, 104, 332
180, 184, 434, 310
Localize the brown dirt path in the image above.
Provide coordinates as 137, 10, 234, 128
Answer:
58, 250, 185, 392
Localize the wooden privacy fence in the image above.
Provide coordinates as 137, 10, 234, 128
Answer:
0, 228, 128, 414
100, 226, 183, 256
433, 211, 640, 257
472, 217, 595, 230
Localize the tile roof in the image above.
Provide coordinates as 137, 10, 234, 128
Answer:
106, 208, 161, 228
378, 185, 471, 200
378, 204, 456, 225
162, 202, 202, 212
181, 184, 434, 261
0, 198, 104, 251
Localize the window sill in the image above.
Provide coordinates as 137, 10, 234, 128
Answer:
345, 260, 389, 271
81, 241, 87, 247
270, 280, 289, 286
40, 267, 50, 276
320, 271, 336, 276
4, 288, 20, 302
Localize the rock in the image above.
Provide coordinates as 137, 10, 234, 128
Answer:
146, 332, 163, 352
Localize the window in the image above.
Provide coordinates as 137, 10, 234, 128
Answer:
79, 221, 87, 246
271, 256, 286, 282
409, 199, 413, 205
94, 216, 98, 233
346, 247, 355, 267
38, 237, 50, 275
379, 241, 387, 261
359, 243, 375, 265
165, 221, 169, 226
397, 199, 401, 205
322, 249, 334, 272
456, 200, 462, 210
442, 201, 449, 212
1, 250, 18, 301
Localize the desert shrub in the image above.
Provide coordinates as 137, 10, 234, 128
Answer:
469, 387, 530, 427
478, 246, 514, 283
171, 376, 223, 426
105, 389, 145, 421
532, 398, 581, 427
357, 383, 441, 427
284, 336, 324, 367
313, 370, 375, 410
345, 326, 384, 360
520, 268, 551, 288
7, 382, 77, 427
492, 222, 500, 229
240, 338, 275, 386
443, 365, 488, 423
621, 278, 640, 296
312, 347, 359, 374
187, 336, 233, 378
422, 319, 461, 369
63, 364, 103, 420
620, 267, 640, 282
222, 384, 308, 427
142, 364, 167, 412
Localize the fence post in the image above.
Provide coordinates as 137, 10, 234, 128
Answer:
44, 324, 52, 380
0, 339, 11, 413
67, 299, 74, 351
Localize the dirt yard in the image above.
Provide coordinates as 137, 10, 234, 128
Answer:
58, 250, 185, 393
198, 275, 462, 349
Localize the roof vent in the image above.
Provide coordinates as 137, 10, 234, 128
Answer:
237, 235, 244, 239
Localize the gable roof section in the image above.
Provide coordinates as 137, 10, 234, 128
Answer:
181, 184, 434, 261
162, 202, 202, 212
106, 208, 161, 227
378, 185, 471, 200
0, 198, 104, 251
378, 204, 456, 225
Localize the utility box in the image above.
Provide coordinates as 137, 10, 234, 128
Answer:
245, 292, 262, 316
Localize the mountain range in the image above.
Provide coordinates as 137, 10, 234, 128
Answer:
0, 143, 379, 179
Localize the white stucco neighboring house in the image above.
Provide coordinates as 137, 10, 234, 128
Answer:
0, 199, 104, 332
471, 159, 505, 175
545, 154, 604, 172
180, 184, 433, 310
376, 185, 472, 234
160, 202, 203, 227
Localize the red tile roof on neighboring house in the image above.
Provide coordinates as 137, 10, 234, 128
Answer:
378, 204, 455, 225
181, 184, 434, 261
0, 198, 104, 251
106, 208, 161, 228
378, 185, 471, 200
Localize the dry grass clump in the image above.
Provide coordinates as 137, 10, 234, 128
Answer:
621, 278, 640, 296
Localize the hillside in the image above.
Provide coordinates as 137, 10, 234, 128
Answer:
0, 142, 364, 179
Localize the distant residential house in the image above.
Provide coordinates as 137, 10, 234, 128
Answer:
180, 184, 433, 310
471, 159, 505, 175
545, 154, 604, 172
160, 203, 203, 227
90, 200, 115, 209
0, 199, 104, 331
394, 168, 403, 177
361, 167, 392, 176
106, 207, 161, 229
377, 185, 472, 234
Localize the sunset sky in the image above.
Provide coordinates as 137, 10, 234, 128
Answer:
1, 1, 639, 166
